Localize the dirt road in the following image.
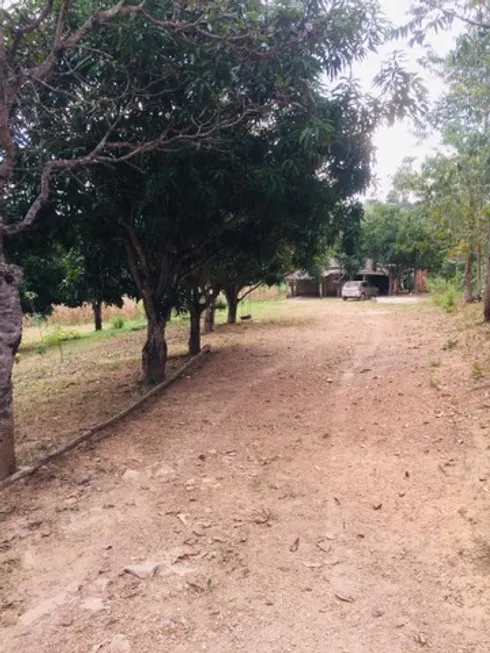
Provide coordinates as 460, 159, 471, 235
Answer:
2, 299, 490, 653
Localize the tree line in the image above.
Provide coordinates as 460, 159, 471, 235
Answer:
386, 1, 490, 315
1, 0, 460, 481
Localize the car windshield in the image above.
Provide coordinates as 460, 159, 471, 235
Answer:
344, 281, 361, 288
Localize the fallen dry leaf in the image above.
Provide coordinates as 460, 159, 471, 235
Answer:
290, 537, 300, 552
335, 593, 354, 603
173, 549, 202, 564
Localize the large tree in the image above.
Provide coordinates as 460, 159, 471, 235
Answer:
0, 0, 336, 477
364, 199, 442, 284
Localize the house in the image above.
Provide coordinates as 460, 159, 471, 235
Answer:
287, 260, 430, 298
287, 260, 395, 297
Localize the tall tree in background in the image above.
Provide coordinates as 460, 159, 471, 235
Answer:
394, 23, 490, 312
360, 199, 441, 287
397, 152, 490, 303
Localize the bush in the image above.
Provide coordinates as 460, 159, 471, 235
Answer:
215, 297, 227, 311
34, 342, 48, 355
440, 286, 457, 312
428, 277, 460, 313
44, 328, 81, 346
112, 316, 126, 329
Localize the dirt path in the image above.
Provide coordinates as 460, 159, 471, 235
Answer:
2, 299, 490, 653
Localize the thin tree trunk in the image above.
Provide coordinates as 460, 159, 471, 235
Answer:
188, 303, 201, 356
225, 285, 239, 324
477, 245, 483, 297
204, 297, 216, 333
93, 301, 103, 331
142, 315, 167, 384
484, 251, 490, 322
464, 250, 473, 304
0, 263, 23, 481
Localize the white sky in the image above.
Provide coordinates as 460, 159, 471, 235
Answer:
359, 0, 461, 199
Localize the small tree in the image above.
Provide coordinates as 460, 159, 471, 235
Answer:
59, 237, 134, 331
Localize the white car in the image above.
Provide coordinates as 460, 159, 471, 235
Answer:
341, 280, 379, 301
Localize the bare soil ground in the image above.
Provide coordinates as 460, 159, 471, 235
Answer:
2, 298, 490, 653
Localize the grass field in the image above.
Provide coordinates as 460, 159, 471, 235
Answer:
20, 287, 288, 351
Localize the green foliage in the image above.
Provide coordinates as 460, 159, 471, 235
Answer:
428, 277, 460, 312
44, 327, 81, 346
441, 290, 458, 312
41, 326, 81, 360
29, 310, 46, 342
360, 200, 443, 278
34, 342, 48, 355
393, 25, 490, 310
112, 316, 126, 330
215, 298, 227, 312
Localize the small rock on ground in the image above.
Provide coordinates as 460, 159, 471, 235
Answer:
122, 469, 141, 482
81, 597, 106, 612
108, 634, 131, 652
123, 563, 160, 579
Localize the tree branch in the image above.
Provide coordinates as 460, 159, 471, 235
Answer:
8, 0, 55, 58
421, 0, 490, 29
238, 282, 262, 302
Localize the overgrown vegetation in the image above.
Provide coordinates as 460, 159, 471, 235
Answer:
428, 278, 461, 313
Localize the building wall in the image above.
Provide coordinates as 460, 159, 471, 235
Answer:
296, 280, 320, 296
294, 274, 343, 297
414, 269, 429, 293
322, 274, 340, 297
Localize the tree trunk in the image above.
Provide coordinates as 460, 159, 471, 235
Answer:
0, 264, 23, 481
93, 301, 103, 331
477, 245, 483, 297
204, 298, 216, 333
464, 251, 473, 304
188, 304, 201, 356
225, 285, 239, 324
142, 316, 167, 384
484, 252, 490, 322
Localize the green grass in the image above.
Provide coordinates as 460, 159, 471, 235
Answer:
20, 318, 148, 354
428, 277, 461, 313
19, 299, 289, 355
